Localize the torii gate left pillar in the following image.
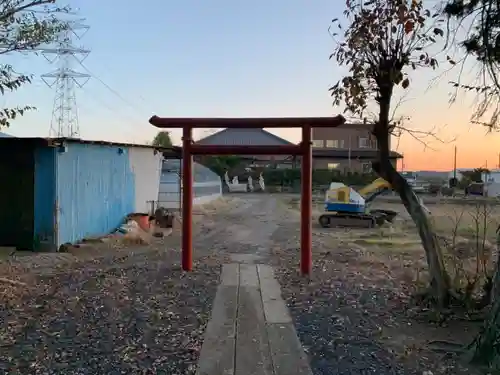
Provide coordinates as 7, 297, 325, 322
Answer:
149, 115, 346, 275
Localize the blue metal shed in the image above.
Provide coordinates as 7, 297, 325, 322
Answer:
0, 137, 179, 251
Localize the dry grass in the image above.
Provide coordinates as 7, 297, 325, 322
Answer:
0, 196, 242, 280
275, 194, 497, 371
283, 194, 500, 238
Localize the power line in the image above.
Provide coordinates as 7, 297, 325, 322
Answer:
76, 61, 151, 116
81, 57, 164, 111
40, 16, 91, 137
78, 85, 150, 137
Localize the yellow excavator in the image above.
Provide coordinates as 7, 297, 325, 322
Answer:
318, 178, 398, 228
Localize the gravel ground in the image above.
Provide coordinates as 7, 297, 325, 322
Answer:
0, 197, 251, 375
1, 254, 219, 374
269, 197, 478, 375
268, 221, 413, 374
0, 195, 481, 374
0, 259, 218, 374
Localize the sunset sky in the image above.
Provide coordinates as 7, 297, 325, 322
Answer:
2, 0, 498, 172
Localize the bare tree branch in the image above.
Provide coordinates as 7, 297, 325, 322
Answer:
444, 0, 500, 129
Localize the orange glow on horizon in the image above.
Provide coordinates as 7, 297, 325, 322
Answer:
394, 128, 500, 171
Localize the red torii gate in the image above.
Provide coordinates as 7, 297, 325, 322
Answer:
149, 115, 346, 275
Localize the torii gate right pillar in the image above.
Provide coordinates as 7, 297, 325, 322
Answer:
300, 125, 312, 275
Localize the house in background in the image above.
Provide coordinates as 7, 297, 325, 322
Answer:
311, 124, 402, 172
195, 128, 297, 168
194, 124, 403, 173
0, 137, 174, 251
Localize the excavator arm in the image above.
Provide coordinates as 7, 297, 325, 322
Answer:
358, 177, 392, 205
358, 178, 430, 214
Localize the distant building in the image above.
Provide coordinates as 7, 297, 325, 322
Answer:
0, 137, 178, 251
404, 170, 473, 183
0, 131, 13, 138
195, 125, 403, 173
483, 169, 500, 183
195, 127, 296, 168
311, 124, 401, 172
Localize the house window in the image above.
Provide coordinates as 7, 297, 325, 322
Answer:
327, 163, 340, 170
326, 140, 337, 148
362, 162, 372, 173
359, 137, 369, 148
372, 139, 378, 149
313, 140, 324, 148
325, 140, 345, 148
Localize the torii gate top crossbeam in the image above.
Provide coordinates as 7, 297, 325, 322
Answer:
149, 115, 346, 129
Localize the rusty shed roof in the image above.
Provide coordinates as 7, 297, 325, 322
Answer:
0, 137, 182, 157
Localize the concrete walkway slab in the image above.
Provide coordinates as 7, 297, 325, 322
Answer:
267, 323, 313, 375
257, 265, 292, 324
239, 264, 259, 287
235, 286, 274, 375
196, 263, 312, 375
196, 285, 238, 375
221, 264, 240, 286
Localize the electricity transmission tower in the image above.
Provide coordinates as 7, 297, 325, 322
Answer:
41, 17, 91, 138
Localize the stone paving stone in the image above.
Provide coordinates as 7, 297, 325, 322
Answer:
235, 286, 274, 375
196, 286, 238, 375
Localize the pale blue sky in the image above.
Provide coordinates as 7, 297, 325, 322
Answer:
2, 0, 499, 170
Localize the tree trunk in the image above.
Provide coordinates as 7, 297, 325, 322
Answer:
468, 278, 500, 368
464, 229, 500, 368
374, 160, 451, 306
491, 227, 500, 302
373, 87, 450, 306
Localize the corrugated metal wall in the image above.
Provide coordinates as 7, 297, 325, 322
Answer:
55, 143, 135, 246
34, 147, 56, 250
128, 147, 163, 213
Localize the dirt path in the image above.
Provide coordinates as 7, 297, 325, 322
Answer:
201, 195, 283, 264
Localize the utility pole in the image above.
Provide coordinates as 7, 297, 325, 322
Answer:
40, 15, 90, 138
453, 145, 457, 180
347, 134, 352, 171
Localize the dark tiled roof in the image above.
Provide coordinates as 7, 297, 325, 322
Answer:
195, 128, 294, 146
312, 149, 403, 159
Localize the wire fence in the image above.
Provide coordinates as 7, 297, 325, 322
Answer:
157, 159, 222, 210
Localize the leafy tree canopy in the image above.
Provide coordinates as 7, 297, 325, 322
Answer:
444, 0, 499, 66
152, 131, 173, 147
329, 0, 445, 127
0, 0, 68, 128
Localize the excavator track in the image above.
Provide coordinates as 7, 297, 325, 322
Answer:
318, 210, 397, 229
